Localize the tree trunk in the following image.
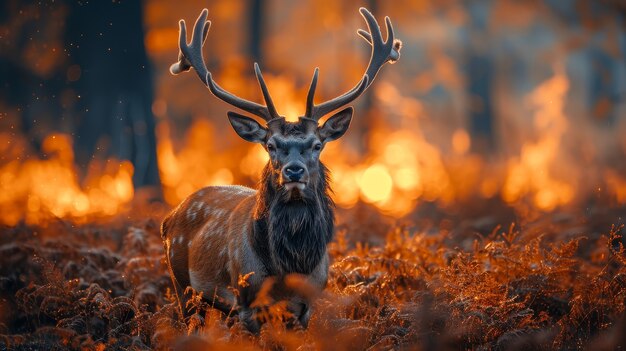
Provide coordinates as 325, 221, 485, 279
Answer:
66, 0, 160, 189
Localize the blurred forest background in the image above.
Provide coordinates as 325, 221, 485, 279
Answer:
0, 0, 625, 223
2, 1, 626, 350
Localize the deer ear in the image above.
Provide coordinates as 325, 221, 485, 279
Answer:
227, 112, 268, 143
319, 107, 353, 143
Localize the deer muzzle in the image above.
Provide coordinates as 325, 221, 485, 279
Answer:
282, 162, 308, 190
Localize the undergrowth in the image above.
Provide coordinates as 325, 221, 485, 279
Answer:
0, 210, 624, 350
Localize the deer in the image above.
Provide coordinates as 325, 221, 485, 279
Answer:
161, 7, 401, 333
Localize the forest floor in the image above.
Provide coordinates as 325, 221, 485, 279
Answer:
0, 200, 625, 350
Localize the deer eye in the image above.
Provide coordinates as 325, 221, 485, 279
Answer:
313, 143, 322, 151
267, 144, 275, 151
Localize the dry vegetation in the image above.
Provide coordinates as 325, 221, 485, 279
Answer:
1, 2, 624, 350
0, 203, 625, 351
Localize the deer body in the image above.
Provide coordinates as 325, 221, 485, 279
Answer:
162, 7, 401, 331
162, 185, 255, 312
163, 162, 334, 330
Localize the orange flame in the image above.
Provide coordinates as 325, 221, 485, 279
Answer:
155, 77, 458, 218
156, 119, 266, 205
502, 72, 574, 211
1, 71, 620, 225
0, 133, 134, 225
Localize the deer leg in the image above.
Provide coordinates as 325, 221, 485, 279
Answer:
292, 254, 328, 329
236, 283, 262, 334
285, 298, 310, 329
165, 258, 189, 320
298, 303, 311, 329
163, 241, 191, 320
238, 306, 260, 334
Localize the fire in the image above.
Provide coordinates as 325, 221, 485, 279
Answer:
319, 82, 458, 216
156, 118, 268, 205
502, 72, 574, 211
4, 69, 616, 226
154, 72, 458, 217
359, 164, 393, 203
153, 67, 626, 218
0, 133, 134, 226
452, 129, 471, 155
1, 68, 614, 226
154, 70, 468, 217
605, 170, 626, 204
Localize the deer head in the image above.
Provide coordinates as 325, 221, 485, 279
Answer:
170, 8, 401, 200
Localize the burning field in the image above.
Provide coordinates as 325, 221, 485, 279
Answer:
1, 0, 626, 350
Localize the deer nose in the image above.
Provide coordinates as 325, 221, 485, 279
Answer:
284, 165, 305, 182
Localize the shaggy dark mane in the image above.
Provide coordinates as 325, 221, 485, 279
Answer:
253, 162, 334, 275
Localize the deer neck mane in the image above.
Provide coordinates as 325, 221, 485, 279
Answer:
252, 162, 334, 275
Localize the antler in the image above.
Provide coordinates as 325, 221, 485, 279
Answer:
170, 9, 280, 121
305, 7, 402, 121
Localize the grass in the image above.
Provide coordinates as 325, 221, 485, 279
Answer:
0, 203, 624, 350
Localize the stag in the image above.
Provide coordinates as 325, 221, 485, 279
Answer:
161, 7, 401, 332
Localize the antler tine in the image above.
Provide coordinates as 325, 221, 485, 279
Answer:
358, 8, 401, 83
306, 75, 369, 121
170, 9, 277, 121
205, 73, 274, 120
305, 7, 402, 121
169, 9, 210, 80
254, 63, 280, 119
305, 68, 319, 118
